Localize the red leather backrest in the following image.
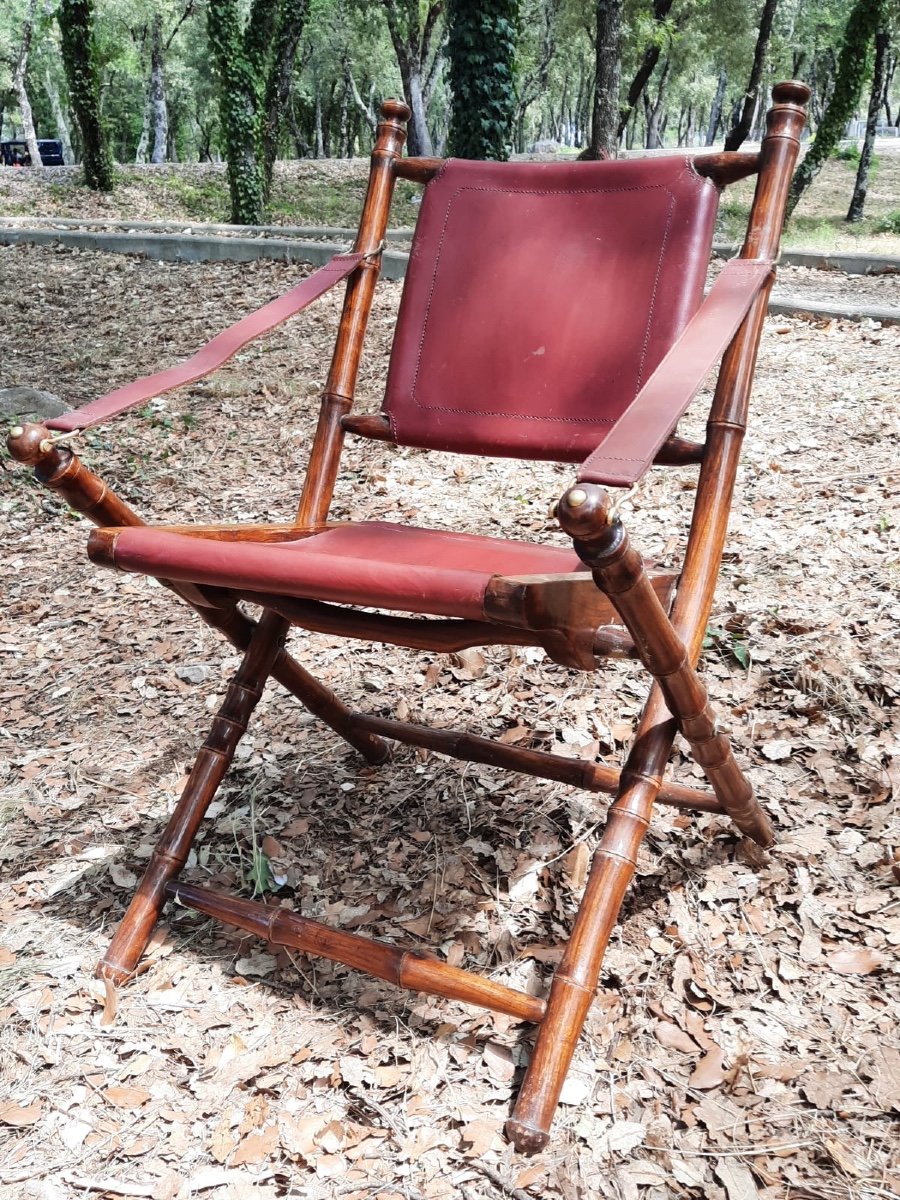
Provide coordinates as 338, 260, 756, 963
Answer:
383, 156, 719, 461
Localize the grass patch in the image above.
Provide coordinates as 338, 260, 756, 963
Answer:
143, 171, 231, 221
268, 173, 422, 227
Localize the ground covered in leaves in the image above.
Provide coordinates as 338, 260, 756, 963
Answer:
0, 244, 898, 1200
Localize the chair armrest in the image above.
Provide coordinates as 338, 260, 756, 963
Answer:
577, 258, 773, 488
46, 252, 367, 434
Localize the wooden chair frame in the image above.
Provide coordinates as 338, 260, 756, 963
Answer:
8, 82, 810, 1152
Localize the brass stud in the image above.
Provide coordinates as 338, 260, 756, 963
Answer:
9, 425, 24, 438
548, 500, 559, 519
567, 487, 587, 508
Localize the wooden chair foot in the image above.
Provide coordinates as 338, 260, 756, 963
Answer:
504, 1118, 550, 1155
98, 612, 288, 983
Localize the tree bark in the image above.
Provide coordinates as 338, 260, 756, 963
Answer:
643, 57, 670, 149
706, 68, 727, 145
724, 0, 779, 150
583, 0, 622, 159
847, 26, 890, 221
58, 0, 114, 190
44, 70, 75, 164
380, 1, 444, 157
447, 0, 519, 160
13, 0, 43, 167
150, 14, 168, 164
616, 0, 674, 139
788, 0, 885, 218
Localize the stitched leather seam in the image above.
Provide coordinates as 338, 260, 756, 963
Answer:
635, 191, 675, 392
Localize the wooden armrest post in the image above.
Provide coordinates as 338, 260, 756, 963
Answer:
556, 484, 773, 847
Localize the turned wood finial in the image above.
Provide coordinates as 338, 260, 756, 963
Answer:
379, 99, 411, 123
771, 80, 811, 108
7, 422, 52, 466
555, 483, 612, 540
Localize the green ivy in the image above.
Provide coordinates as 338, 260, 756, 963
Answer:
787, 0, 885, 219
57, 0, 114, 192
447, 0, 519, 161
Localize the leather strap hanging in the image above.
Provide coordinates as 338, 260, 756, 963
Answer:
578, 258, 773, 487
47, 252, 367, 433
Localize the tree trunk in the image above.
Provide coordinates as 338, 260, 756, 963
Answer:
314, 90, 324, 157
788, 0, 885, 218
644, 58, 670, 149
135, 99, 150, 163
208, 0, 308, 223
447, 0, 518, 160
149, 14, 168, 164
583, 0, 622, 159
847, 26, 890, 221
616, 0, 673, 139
380, 1, 444, 157
58, 0, 114, 190
406, 67, 433, 156
724, 0, 779, 150
706, 68, 727, 145
262, 0, 309, 190
13, 0, 43, 167
44, 70, 75, 165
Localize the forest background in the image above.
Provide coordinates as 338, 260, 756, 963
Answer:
2, 0, 900, 233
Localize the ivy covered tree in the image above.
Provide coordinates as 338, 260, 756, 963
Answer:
57, 0, 114, 190
787, 0, 886, 218
207, 0, 309, 224
446, 0, 519, 159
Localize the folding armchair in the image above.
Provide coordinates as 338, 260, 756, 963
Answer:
9, 81, 809, 1151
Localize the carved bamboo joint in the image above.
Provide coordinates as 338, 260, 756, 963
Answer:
556, 484, 773, 848
166, 880, 546, 1024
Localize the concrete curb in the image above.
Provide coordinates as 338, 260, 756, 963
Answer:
1, 225, 897, 324
713, 242, 900, 277
0, 226, 409, 280
0, 214, 414, 242
767, 298, 900, 325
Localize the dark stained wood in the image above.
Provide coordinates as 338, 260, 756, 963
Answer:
692, 151, 760, 186
9, 86, 812, 1156
507, 80, 810, 1154
392, 156, 443, 182
166, 880, 546, 1023
341, 411, 395, 441
341, 418, 705, 469
556, 483, 773, 846
238, 592, 540, 652
295, 105, 409, 529
5, 428, 390, 768
351, 711, 724, 814
99, 609, 289, 984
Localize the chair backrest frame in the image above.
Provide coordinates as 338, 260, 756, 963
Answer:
294, 82, 809, 577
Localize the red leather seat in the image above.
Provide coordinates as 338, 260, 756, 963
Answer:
97, 522, 585, 619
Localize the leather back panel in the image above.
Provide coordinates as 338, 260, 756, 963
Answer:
383, 156, 719, 461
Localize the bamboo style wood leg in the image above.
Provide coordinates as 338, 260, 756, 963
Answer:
6, 425, 389, 766
98, 610, 289, 983
556, 485, 773, 848
507, 690, 677, 1153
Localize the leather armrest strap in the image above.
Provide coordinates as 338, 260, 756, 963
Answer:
46, 252, 366, 433
578, 258, 773, 487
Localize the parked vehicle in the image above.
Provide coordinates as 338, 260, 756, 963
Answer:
0, 139, 65, 166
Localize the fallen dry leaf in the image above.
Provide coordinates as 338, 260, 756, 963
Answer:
827, 947, 886, 975
690, 1045, 728, 1090
0, 1099, 43, 1127
104, 1085, 152, 1109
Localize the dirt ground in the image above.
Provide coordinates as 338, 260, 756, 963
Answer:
1, 243, 898, 1200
